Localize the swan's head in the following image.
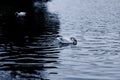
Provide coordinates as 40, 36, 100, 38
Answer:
70, 37, 77, 45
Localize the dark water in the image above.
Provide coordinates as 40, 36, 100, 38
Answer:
0, 0, 120, 80
0, 0, 60, 80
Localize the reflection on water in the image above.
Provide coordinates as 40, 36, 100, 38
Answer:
0, 46, 59, 80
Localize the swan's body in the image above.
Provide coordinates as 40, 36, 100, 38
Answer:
56, 37, 77, 47
15, 12, 26, 24
15, 12, 26, 17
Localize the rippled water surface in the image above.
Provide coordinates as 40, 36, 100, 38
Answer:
47, 0, 120, 80
0, 0, 120, 80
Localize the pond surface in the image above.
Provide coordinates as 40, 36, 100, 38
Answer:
0, 0, 120, 80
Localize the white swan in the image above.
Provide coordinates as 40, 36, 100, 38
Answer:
56, 37, 77, 47
15, 12, 26, 17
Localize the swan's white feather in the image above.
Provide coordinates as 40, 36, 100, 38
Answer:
15, 12, 26, 17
